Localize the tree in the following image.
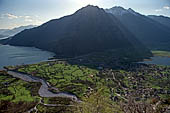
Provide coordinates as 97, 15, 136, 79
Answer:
74, 87, 122, 113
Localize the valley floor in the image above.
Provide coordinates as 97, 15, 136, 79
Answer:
1, 55, 170, 112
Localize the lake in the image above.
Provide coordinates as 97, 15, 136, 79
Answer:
0, 45, 55, 70
1, 44, 170, 70
141, 56, 170, 66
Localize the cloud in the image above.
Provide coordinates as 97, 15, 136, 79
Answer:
155, 6, 170, 12
1, 13, 43, 26
25, 16, 31, 19
0, 15, 3, 19
24, 16, 32, 22
24, 16, 43, 25
163, 6, 170, 10
34, 20, 43, 25
2, 13, 33, 20
25, 18, 33, 22
35, 15, 39, 18
5, 13, 18, 19
155, 9, 162, 12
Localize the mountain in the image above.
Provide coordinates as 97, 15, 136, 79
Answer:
6, 5, 151, 59
105, 7, 170, 51
148, 15, 170, 28
0, 29, 9, 34
0, 25, 37, 37
0, 34, 7, 39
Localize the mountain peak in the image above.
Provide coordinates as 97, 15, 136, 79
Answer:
128, 8, 138, 15
128, 8, 135, 12
76, 5, 102, 13
6, 5, 151, 58
85, 4, 99, 9
111, 6, 126, 10
105, 6, 139, 16
105, 6, 128, 16
74, 5, 106, 17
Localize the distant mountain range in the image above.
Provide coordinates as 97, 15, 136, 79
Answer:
0, 34, 7, 39
0, 29, 8, 34
4, 5, 151, 59
105, 6, 170, 51
0, 25, 37, 38
148, 15, 170, 28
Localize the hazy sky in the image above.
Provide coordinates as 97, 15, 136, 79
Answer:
0, 0, 170, 29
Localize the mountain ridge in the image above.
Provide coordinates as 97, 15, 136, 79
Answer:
148, 15, 170, 28
106, 6, 170, 51
0, 25, 37, 37
5, 5, 151, 59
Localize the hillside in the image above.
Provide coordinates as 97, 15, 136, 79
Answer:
6, 5, 151, 59
148, 15, 170, 28
105, 7, 170, 51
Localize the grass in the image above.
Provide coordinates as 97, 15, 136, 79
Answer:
0, 71, 82, 113
14, 61, 170, 101
16, 61, 101, 97
0, 71, 41, 113
3, 58, 170, 112
0, 74, 40, 103
152, 50, 170, 57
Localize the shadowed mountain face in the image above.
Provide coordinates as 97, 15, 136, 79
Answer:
148, 15, 170, 28
6, 5, 151, 58
106, 7, 170, 51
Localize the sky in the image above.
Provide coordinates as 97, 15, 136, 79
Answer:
0, 0, 170, 29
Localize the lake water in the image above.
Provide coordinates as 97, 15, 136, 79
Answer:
1, 44, 170, 70
0, 45, 55, 69
141, 56, 170, 66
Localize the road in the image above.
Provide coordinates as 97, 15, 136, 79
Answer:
7, 71, 80, 102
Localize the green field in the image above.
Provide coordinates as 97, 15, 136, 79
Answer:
152, 50, 170, 57
0, 71, 41, 113
0, 71, 79, 113
2, 60, 170, 112
15, 61, 103, 97
13, 61, 170, 101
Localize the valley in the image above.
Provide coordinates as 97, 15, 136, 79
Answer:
0, 4, 170, 113
1, 56, 170, 112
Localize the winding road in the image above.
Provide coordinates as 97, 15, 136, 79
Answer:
7, 71, 80, 102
